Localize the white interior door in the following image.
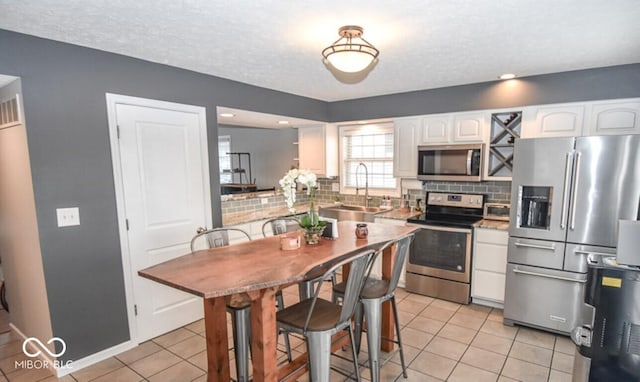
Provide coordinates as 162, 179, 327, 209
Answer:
111, 97, 211, 342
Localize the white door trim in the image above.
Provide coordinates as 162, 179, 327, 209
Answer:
105, 93, 211, 345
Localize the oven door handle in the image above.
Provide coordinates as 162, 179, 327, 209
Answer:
406, 223, 472, 234
512, 268, 586, 284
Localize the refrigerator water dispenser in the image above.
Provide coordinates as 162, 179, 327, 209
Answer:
518, 186, 551, 229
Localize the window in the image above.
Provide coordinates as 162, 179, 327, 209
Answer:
218, 135, 232, 184
340, 123, 399, 196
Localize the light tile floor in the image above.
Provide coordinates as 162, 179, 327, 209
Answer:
0, 284, 576, 381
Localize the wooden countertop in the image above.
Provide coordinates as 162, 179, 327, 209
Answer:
138, 221, 417, 299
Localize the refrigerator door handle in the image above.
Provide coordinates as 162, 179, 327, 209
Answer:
512, 268, 587, 283
514, 242, 556, 251
466, 150, 472, 175
573, 250, 614, 257
560, 152, 573, 230
569, 151, 581, 230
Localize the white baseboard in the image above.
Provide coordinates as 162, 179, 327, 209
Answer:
10, 323, 57, 375
10, 323, 138, 378
470, 297, 504, 309
55, 339, 137, 377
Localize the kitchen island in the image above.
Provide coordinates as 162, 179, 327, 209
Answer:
138, 221, 416, 381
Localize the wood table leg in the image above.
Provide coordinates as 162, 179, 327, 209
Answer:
203, 297, 230, 382
249, 287, 278, 382
381, 244, 396, 352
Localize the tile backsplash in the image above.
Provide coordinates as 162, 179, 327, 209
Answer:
314, 179, 511, 207
221, 178, 511, 218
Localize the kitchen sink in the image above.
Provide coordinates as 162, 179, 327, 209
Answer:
319, 205, 392, 222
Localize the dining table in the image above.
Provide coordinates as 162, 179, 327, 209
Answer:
138, 220, 417, 382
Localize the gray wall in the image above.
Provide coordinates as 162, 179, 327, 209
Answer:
328, 64, 640, 121
1, 26, 639, 362
0, 29, 326, 361
218, 126, 298, 189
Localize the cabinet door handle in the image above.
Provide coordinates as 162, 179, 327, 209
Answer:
514, 242, 556, 251
513, 269, 586, 283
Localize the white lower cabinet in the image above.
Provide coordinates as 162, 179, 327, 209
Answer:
472, 228, 508, 308
373, 217, 408, 287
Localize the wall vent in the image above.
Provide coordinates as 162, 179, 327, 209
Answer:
0, 93, 22, 129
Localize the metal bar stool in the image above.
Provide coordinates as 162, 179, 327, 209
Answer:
190, 227, 291, 381
277, 249, 377, 382
331, 234, 414, 382
261, 217, 303, 363
263, 217, 340, 301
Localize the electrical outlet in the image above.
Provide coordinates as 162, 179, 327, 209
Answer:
56, 207, 80, 227
261, 197, 269, 205
331, 183, 340, 192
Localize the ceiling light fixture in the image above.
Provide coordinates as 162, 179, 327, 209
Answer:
322, 25, 379, 73
277, 120, 289, 125
220, 113, 235, 118
499, 73, 517, 80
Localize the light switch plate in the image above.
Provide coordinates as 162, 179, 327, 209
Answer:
261, 197, 269, 205
57, 207, 80, 227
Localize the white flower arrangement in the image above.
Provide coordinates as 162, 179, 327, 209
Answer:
279, 168, 318, 212
279, 168, 325, 232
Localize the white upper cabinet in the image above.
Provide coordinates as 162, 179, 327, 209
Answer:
298, 124, 338, 177
418, 112, 485, 144
522, 104, 585, 138
419, 114, 451, 144
452, 113, 486, 142
393, 117, 420, 178
586, 99, 640, 136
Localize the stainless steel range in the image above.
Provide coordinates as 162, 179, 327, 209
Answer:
405, 192, 485, 304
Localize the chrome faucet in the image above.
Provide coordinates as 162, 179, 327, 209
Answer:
355, 162, 372, 207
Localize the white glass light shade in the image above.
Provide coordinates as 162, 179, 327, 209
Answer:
326, 51, 375, 73
322, 26, 379, 73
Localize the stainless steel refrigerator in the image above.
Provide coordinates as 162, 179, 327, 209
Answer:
503, 135, 640, 335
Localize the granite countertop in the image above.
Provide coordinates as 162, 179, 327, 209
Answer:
223, 204, 307, 226
375, 208, 422, 221
475, 219, 510, 230
223, 202, 343, 226
223, 204, 422, 226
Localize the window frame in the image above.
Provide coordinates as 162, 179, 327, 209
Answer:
339, 122, 401, 198
218, 135, 232, 184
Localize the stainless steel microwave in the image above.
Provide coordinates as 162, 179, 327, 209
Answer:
417, 144, 483, 181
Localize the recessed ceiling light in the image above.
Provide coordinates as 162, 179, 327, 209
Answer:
357, 121, 368, 124
499, 73, 517, 80
220, 113, 235, 118
278, 120, 289, 125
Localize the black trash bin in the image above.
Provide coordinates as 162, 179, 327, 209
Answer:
571, 255, 640, 381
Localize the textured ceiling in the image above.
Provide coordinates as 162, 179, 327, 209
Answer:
1, 0, 639, 101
